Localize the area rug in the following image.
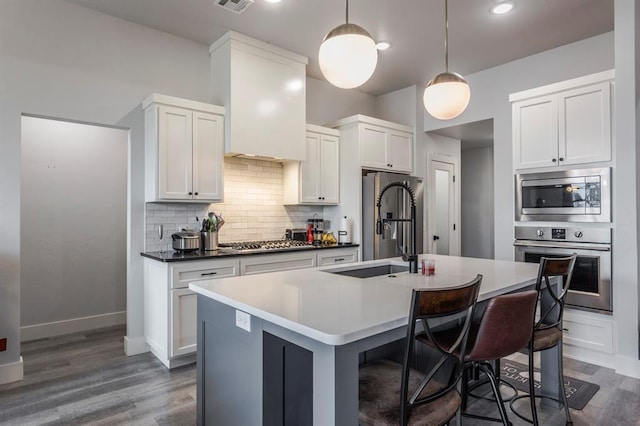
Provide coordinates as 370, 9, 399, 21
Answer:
499, 360, 599, 410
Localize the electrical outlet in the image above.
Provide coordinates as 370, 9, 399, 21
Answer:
235, 310, 251, 332
0, 338, 6, 352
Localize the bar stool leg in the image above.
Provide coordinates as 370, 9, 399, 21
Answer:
558, 339, 573, 425
477, 362, 512, 426
528, 349, 539, 426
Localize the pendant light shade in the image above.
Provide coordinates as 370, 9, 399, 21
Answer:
424, 0, 470, 120
423, 72, 470, 120
319, 1, 378, 89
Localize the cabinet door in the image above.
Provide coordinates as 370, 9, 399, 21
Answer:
158, 106, 193, 199
300, 132, 322, 203
386, 131, 413, 173
359, 125, 388, 170
319, 134, 339, 204
170, 288, 197, 358
513, 96, 558, 170
559, 82, 611, 166
193, 111, 224, 201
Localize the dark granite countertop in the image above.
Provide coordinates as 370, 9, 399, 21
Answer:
141, 243, 360, 263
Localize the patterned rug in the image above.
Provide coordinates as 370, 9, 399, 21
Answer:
500, 360, 600, 410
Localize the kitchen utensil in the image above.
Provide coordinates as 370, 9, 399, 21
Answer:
171, 231, 200, 252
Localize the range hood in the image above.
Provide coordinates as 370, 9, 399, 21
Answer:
209, 31, 308, 161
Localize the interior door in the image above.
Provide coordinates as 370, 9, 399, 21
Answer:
430, 160, 456, 255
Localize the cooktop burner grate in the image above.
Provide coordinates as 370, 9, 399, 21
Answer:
219, 240, 312, 251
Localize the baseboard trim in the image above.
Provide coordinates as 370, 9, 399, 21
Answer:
124, 335, 149, 356
0, 357, 23, 385
614, 354, 640, 379
563, 344, 615, 369
21, 311, 126, 342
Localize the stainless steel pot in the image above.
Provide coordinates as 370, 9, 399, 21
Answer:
172, 231, 200, 252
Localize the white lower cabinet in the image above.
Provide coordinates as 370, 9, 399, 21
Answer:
170, 288, 197, 358
240, 251, 317, 275
562, 308, 614, 368
144, 247, 359, 368
144, 258, 240, 368
316, 247, 359, 266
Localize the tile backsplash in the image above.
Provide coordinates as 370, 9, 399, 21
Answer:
145, 157, 323, 251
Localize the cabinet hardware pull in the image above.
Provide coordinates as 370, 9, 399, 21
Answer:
201, 272, 218, 276
551, 158, 557, 163
559, 157, 564, 162
188, 192, 193, 195
334, 258, 345, 262
563, 327, 569, 332
194, 192, 199, 195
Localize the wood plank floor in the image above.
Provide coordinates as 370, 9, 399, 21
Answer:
0, 326, 638, 425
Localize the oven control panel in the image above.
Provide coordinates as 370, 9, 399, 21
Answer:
514, 226, 611, 244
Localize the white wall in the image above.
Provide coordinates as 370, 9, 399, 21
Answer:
0, 0, 212, 377
461, 146, 494, 259
306, 77, 376, 125
20, 117, 127, 340
613, 0, 640, 376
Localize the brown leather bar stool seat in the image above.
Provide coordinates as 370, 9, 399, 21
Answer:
510, 254, 577, 426
417, 290, 538, 425
358, 275, 482, 426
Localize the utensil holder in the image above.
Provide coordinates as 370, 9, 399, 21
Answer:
201, 231, 219, 251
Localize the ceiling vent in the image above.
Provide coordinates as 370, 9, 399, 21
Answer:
215, 0, 254, 14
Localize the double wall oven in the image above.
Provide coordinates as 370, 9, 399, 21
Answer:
514, 167, 612, 314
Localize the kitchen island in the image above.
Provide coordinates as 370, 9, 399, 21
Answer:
190, 254, 554, 425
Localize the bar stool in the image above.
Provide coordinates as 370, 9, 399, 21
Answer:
510, 254, 577, 426
358, 275, 481, 426
417, 290, 538, 425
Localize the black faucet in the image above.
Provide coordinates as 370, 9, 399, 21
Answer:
375, 181, 418, 273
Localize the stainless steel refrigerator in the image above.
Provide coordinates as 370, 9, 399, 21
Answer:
362, 171, 424, 261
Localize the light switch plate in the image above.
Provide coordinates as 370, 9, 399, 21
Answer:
235, 310, 251, 332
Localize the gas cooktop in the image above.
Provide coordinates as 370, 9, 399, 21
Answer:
218, 240, 313, 252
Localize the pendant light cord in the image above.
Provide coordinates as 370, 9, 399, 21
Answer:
345, 0, 349, 23
444, 0, 449, 72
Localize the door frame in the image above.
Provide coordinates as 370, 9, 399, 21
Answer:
427, 153, 460, 255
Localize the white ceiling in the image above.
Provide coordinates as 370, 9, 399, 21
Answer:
65, 0, 614, 96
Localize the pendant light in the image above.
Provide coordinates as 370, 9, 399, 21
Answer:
423, 0, 470, 120
318, 0, 378, 89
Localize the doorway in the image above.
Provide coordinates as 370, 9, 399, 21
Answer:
429, 158, 456, 255
20, 115, 128, 341
428, 119, 495, 259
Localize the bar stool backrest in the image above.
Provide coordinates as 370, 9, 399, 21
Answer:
400, 274, 482, 424
534, 255, 577, 332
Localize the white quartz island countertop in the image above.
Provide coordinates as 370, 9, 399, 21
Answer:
189, 254, 540, 346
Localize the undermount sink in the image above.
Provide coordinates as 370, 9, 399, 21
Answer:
325, 263, 409, 278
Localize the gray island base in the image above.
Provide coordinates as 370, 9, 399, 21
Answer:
191, 255, 563, 425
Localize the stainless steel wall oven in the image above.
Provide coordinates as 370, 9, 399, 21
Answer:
514, 226, 612, 313
515, 167, 611, 222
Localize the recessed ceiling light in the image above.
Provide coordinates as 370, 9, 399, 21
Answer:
490, 2, 514, 15
375, 41, 391, 51
265, 0, 282, 3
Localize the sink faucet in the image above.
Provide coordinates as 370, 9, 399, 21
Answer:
375, 181, 418, 273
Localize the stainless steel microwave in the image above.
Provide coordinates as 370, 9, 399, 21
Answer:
515, 167, 611, 222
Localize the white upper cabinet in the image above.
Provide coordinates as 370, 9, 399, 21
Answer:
144, 94, 225, 203
329, 115, 414, 174
209, 31, 308, 161
284, 125, 340, 205
511, 70, 613, 171
559, 83, 612, 166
